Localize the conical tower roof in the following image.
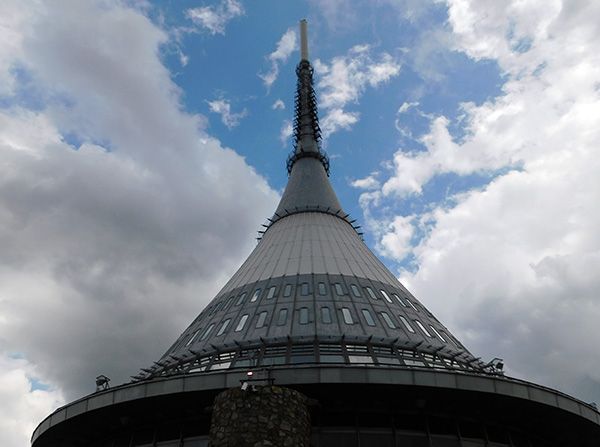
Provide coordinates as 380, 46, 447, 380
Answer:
135, 20, 488, 382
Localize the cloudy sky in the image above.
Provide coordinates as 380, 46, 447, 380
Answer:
1, 0, 600, 445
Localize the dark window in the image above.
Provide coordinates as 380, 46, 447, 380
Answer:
256, 311, 268, 328
381, 312, 396, 328
299, 307, 309, 324
283, 284, 293, 297
334, 283, 344, 295
300, 282, 310, 296
321, 307, 332, 324
277, 308, 288, 325
266, 286, 276, 299
350, 284, 361, 297
200, 324, 215, 341
365, 286, 378, 300
342, 308, 353, 324
399, 315, 415, 333
318, 282, 327, 295
429, 325, 447, 342
415, 320, 432, 337
235, 314, 248, 332
250, 289, 261, 302
216, 319, 231, 336
362, 309, 376, 326
235, 292, 246, 306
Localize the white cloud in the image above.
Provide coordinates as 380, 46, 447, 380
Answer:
0, 2, 278, 445
397, 101, 419, 113
351, 173, 380, 190
279, 119, 293, 146
259, 28, 297, 89
186, 0, 244, 35
207, 98, 248, 129
315, 45, 400, 136
0, 354, 64, 447
363, 0, 600, 402
272, 99, 285, 110
378, 215, 415, 261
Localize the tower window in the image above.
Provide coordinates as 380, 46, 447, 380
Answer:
199, 324, 215, 341
399, 315, 415, 333
381, 312, 396, 329
250, 289, 261, 303
299, 307, 309, 324
406, 298, 419, 312
225, 297, 234, 309
415, 320, 432, 337
341, 308, 353, 324
216, 319, 231, 336
283, 284, 293, 297
361, 309, 376, 326
235, 292, 246, 306
318, 282, 327, 295
256, 311, 268, 328
277, 308, 288, 326
380, 290, 392, 303
393, 293, 406, 307
365, 286, 377, 300
333, 283, 344, 295
300, 282, 310, 296
350, 284, 361, 297
429, 325, 447, 342
185, 330, 200, 346
266, 286, 277, 299
321, 307, 332, 324
235, 314, 248, 332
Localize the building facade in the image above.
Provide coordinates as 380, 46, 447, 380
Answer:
32, 20, 600, 447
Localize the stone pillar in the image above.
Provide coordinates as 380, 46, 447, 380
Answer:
209, 385, 310, 447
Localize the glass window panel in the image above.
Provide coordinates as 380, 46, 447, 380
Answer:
250, 289, 261, 302
256, 311, 268, 328
199, 324, 214, 341
381, 312, 396, 328
321, 307, 332, 324
185, 330, 200, 346
365, 286, 378, 300
235, 314, 248, 332
380, 289, 392, 303
299, 307, 309, 324
406, 298, 420, 312
301, 282, 310, 295
235, 292, 246, 306
399, 315, 415, 333
277, 308, 288, 326
429, 436, 460, 447
393, 293, 407, 306
224, 297, 234, 310
283, 284, 293, 297
359, 431, 394, 447
318, 282, 327, 295
361, 309, 376, 326
350, 284, 361, 297
266, 286, 276, 299
415, 320, 432, 337
429, 325, 447, 342
341, 307, 353, 324
334, 283, 344, 295
216, 319, 230, 336
349, 355, 373, 363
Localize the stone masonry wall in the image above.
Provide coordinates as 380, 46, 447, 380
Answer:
209, 385, 310, 447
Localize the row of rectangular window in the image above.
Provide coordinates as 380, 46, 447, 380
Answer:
187, 309, 448, 344
179, 343, 468, 374
208, 284, 422, 315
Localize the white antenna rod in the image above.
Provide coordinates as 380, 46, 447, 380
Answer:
300, 19, 309, 61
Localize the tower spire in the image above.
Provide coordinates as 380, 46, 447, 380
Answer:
287, 19, 329, 175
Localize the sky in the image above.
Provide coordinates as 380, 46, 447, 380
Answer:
1, 0, 600, 445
